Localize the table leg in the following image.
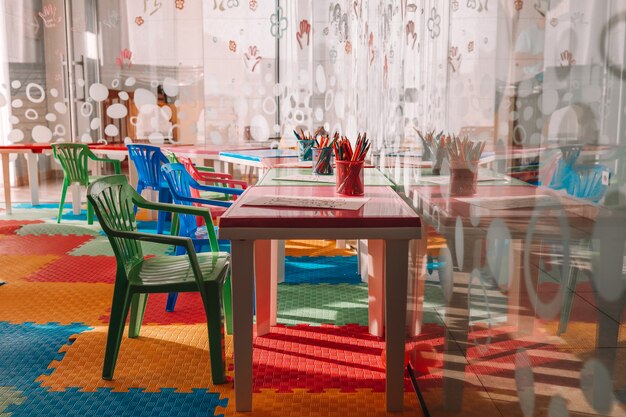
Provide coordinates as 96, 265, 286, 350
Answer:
270, 240, 283, 326
231, 239, 255, 412
26, 153, 39, 206
384, 239, 409, 412
255, 240, 272, 336
72, 184, 81, 215
358, 239, 368, 282
407, 234, 428, 337
368, 239, 384, 337
336, 240, 347, 249
2, 153, 11, 214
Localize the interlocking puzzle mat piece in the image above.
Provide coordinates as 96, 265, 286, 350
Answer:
98, 283, 372, 327
5, 387, 226, 417
285, 240, 356, 257
69, 236, 174, 257
38, 324, 234, 394
276, 283, 368, 326
25, 255, 117, 284
0, 220, 43, 235
0, 386, 25, 416
16, 223, 102, 237
0, 282, 113, 325
99, 293, 208, 325
284, 256, 360, 284
416, 383, 504, 417
0, 208, 60, 221
0, 235, 94, 256
0, 322, 89, 390
216, 389, 422, 417
0, 255, 59, 282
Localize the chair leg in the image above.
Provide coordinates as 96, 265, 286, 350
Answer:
165, 293, 179, 312
558, 267, 580, 335
87, 199, 94, 225
57, 180, 68, 224
134, 183, 144, 215
156, 189, 171, 234
201, 282, 227, 384
128, 293, 148, 338
102, 278, 133, 380
223, 274, 233, 335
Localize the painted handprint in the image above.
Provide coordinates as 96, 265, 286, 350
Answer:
448, 46, 462, 73
38, 4, 62, 28
244, 46, 262, 72
115, 48, 133, 69
296, 19, 311, 49
406, 20, 417, 49
560, 50, 576, 67
369, 32, 374, 65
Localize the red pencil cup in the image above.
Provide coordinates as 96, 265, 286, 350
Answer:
312, 147, 334, 175
449, 160, 479, 197
335, 160, 365, 196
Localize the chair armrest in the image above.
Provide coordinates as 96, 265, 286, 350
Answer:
196, 170, 233, 180
88, 152, 121, 174
108, 229, 207, 283
195, 165, 217, 174
197, 176, 248, 189
176, 195, 233, 208
192, 182, 245, 195
132, 194, 216, 228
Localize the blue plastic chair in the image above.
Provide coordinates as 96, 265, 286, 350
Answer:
127, 144, 172, 234
548, 145, 581, 191
554, 163, 612, 334
161, 163, 244, 318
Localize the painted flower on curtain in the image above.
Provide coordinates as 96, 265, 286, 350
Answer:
427, 8, 441, 39
514, 0, 524, 11
270, 6, 288, 38
249, 0, 257, 11
296, 20, 311, 49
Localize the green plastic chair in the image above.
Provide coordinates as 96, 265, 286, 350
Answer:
52, 143, 121, 224
86, 174, 229, 385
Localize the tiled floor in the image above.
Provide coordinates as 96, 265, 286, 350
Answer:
0, 198, 624, 416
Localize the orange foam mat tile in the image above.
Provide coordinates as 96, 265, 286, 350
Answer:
218, 389, 423, 417
0, 254, 59, 282
25, 255, 117, 284
38, 325, 234, 394
0, 282, 113, 326
0, 234, 94, 256
285, 240, 356, 257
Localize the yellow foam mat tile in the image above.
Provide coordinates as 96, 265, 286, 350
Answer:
0, 254, 59, 282
418, 385, 504, 417
38, 325, 234, 394
219, 389, 423, 416
285, 240, 356, 257
0, 282, 113, 326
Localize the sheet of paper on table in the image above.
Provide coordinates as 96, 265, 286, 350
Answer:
274, 174, 335, 183
420, 173, 507, 184
455, 194, 589, 210
273, 161, 313, 168
244, 195, 370, 210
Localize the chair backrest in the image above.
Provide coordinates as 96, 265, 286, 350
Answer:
126, 144, 169, 189
567, 164, 612, 203
179, 157, 204, 200
87, 175, 144, 274
52, 143, 91, 186
161, 163, 219, 250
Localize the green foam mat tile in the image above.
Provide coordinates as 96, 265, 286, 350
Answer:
0, 386, 25, 416
17, 223, 102, 237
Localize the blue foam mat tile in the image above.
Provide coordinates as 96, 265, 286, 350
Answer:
0, 322, 90, 390
5, 385, 226, 417
284, 255, 361, 284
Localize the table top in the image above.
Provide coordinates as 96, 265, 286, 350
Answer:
256, 167, 395, 187
0, 143, 128, 153
164, 144, 270, 157
218, 185, 420, 232
219, 149, 298, 162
